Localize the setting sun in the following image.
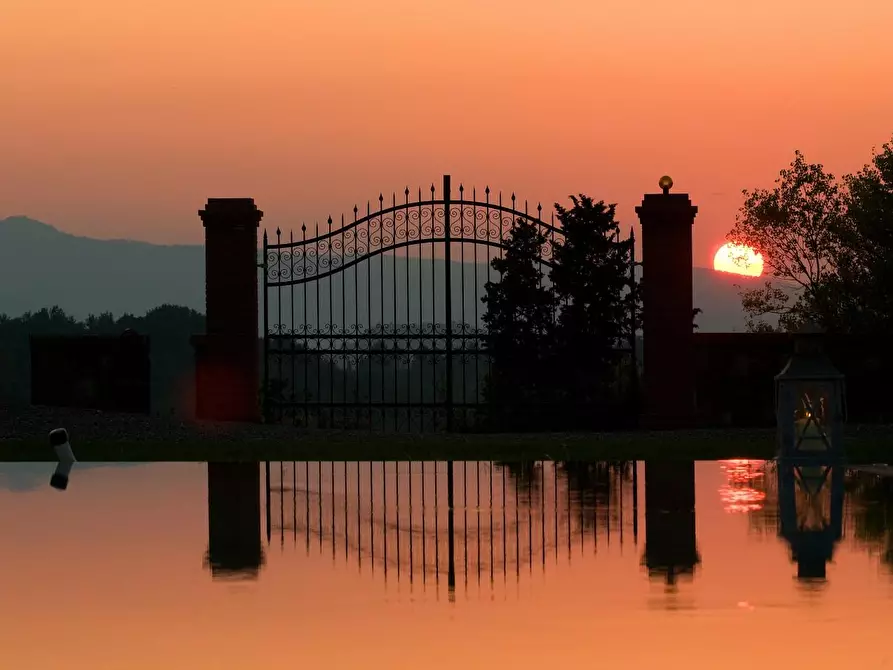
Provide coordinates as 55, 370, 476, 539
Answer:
713, 243, 764, 277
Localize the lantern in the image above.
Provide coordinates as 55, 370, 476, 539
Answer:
774, 323, 846, 459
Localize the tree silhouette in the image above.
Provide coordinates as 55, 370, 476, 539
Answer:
833, 136, 893, 335
550, 196, 637, 428
481, 217, 556, 430
726, 151, 848, 332
726, 140, 893, 334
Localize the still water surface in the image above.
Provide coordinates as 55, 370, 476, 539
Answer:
0, 460, 891, 669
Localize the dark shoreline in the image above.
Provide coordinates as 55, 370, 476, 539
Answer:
2, 405, 891, 463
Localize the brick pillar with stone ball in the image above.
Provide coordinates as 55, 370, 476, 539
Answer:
192, 198, 263, 422
635, 176, 698, 429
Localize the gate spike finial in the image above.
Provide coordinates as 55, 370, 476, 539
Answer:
263, 229, 268, 242
300, 223, 305, 233
327, 215, 332, 228
276, 227, 281, 237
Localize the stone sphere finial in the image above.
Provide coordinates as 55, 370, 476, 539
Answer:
659, 175, 673, 194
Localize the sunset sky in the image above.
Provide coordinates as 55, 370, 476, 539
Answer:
3, 0, 893, 267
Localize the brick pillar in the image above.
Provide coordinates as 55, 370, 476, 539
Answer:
635, 176, 698, 429
192, 198, 263, 422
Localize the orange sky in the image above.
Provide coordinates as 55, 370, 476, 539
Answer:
2, 0, 893, 267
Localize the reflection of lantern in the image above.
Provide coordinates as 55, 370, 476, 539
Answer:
774, 323, 846, 459
777, 461, 844, 583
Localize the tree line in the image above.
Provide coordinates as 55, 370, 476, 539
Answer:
0, 305, 204, 415
727, 134, 893, 333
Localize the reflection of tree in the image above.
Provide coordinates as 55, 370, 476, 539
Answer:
847, 472, 893, 569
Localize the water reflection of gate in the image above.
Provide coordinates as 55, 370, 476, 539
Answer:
264, 461, 638, 590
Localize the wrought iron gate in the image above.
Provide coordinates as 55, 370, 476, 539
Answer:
262, 175, 637, 431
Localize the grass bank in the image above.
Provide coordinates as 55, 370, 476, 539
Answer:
2, 425, 892, 463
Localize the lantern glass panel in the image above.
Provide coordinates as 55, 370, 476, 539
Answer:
791, 382, 834, 451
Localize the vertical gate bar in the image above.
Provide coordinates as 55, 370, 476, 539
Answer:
632, 459, 639, 544
536, 204, 544, 428
429, 184, 436, 430
417, 190, 425, 433
392, 193, 399, 432
262, 230, 269, 422
366, 204, 373, 430
354, 208, 360, 429
378, 195, 386, 432
405, 189, 412, 432
459, 185, 467, 428
435, 461, 440, 580
421, 461, 427, 584
355, 461, 363, 573
382, 461, 388, 568
472, 193, 480, 414
485, 189, 493, 417
331, 461, 336, 558
628, 226, 638, 428
264, 461, 271, 543
341, 216, 347, 422
315, 224, 322, 427
289, 231, 296, 425
301, 225, 308, 428
443, 174, 454, 432
317, 462, 323, 550
275, 229, 284, 423
344, 463, 349, 558
327, 217, 334, 428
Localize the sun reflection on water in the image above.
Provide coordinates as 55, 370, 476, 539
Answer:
719, 459, 768, 514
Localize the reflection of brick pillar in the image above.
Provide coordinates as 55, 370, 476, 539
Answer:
206, 462, 263, 579
192, 198, 263, 422
643, 461, 700, 584
636, 178, 698, 429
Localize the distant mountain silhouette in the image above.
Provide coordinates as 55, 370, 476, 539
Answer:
1, 216, 761, 331
0, 216, 205, 318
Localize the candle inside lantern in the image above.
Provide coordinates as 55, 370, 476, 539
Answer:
794, 413, 827, 451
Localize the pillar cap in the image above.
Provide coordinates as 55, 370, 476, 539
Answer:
199, 198, 264, 228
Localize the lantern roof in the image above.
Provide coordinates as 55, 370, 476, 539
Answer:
774, 322, 844, 382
